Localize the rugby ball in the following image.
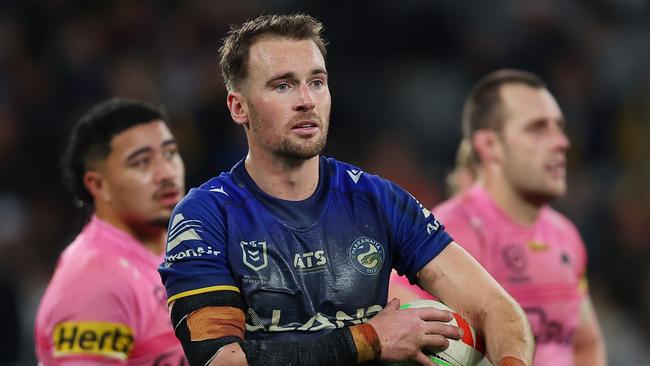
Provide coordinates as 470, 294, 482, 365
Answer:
387, 299, 490, 366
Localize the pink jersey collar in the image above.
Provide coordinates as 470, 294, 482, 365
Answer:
85, 215, 165, 265
468, 184, 551, 229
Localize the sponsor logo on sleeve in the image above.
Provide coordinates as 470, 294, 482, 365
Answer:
349, 237, 385, 275
166, 213, 203, 252
408, 192, 440, 235
426, 218, 441, 235
163, 245, 221, 267
241, 241, 268, 271
52, 321, 134, 360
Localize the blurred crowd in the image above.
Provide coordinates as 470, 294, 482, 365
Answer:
0, 0, 648, 364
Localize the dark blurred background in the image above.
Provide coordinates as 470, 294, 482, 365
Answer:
1, 0, 649, 364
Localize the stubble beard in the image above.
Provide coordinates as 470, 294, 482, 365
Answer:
276, 130, 328, 160
512, 173, 566, 207
502, 144, 564, 206
249, 111, 329, 161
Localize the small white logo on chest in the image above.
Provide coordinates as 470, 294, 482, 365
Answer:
346, 169, 363, 184
293, 250, 327, 271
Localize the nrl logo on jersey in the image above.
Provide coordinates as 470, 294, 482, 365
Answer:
241, 240, 268, 271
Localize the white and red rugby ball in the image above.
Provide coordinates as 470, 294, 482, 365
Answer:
387, 299, 490, 366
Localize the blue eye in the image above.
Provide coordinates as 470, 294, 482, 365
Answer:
275, 83, 290, 92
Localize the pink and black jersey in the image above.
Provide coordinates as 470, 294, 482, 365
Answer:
35, 216, 186, 365
435, 184, 587, 366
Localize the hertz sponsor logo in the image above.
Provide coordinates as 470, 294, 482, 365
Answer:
52, 321, 134, 360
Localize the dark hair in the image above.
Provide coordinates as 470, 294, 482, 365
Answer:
62, 98, 169, 210
462, 69, 546, 139
219, 13, 327, 92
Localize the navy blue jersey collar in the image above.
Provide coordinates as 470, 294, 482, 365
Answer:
231, 156, 331, 228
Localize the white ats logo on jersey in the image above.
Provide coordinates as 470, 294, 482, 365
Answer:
294, 250, 327, 272
346, 169, 363, 184
166, 213, 203, 252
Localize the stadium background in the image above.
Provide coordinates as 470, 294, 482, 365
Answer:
1, 0, 649, 364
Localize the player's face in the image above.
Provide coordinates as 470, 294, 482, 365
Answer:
240, 36, 330, 160
497, 84, 570, 203
100, 120, 185, 227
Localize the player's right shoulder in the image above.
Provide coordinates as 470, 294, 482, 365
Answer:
51, 248, 142, 292
180, 174, 247, 209
171, 181, 228, 221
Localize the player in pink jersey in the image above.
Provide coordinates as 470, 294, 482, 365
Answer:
390, 69, 606, 365
35, 98, 187, 365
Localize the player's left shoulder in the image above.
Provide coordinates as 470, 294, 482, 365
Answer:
327, 156, 399, 193
328, 157, 369, 187
542, 206, 575, 227
541, 206, 583, 239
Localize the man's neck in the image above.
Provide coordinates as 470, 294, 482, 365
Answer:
481, 175, 542, 226
244, 152, 320, 201
95, 210, 167, 255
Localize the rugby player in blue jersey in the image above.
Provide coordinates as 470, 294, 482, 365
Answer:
159, 14, 534, 366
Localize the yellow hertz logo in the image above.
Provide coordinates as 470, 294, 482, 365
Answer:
53, 321, 134, 360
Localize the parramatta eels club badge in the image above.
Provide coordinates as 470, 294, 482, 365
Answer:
349, 236, 385, 275
241, 240, 268, 271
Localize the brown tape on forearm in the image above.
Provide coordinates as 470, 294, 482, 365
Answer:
498, 356, 527, 366
350, 323, 380, 363
187, 306, 245, 341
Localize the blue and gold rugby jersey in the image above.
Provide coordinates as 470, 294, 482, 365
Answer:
159, 156, 452, 342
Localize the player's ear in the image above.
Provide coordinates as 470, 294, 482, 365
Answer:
83, 171, 111, 202
227, 92, 249, 126
472, 129, 502, 164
